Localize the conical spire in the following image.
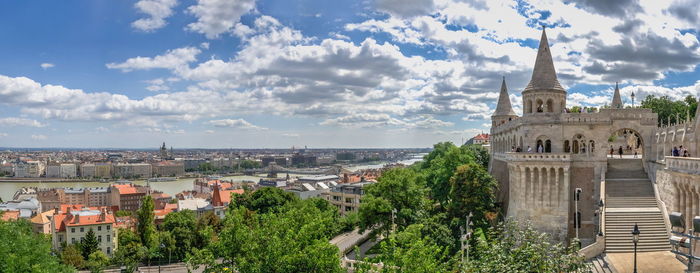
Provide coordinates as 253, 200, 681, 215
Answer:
493, 76, 516, 116
524, 26, 564, 92
611, 82, 623, 108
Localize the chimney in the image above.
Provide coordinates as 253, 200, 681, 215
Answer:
54, 207, 59, 215
99, 208, 106, 222
74, 214, 80, 224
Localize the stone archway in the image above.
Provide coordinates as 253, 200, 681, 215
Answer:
608, 128, 644, 158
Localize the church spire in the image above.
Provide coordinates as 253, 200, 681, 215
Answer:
611, 82, 623, 109
524, 26, 564, 92
493, 76, 516, 116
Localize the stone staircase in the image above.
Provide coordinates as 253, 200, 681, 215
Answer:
604, 159, 670, 253
586, 254, 617, 273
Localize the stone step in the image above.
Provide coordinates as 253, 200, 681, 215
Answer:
586, 255, 616, 273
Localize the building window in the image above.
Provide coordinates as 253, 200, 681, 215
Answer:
345, 198, 353, 204
71, 238, 76, 244
98, 235, 102, 242
106, 225, 111, 230
107, 235, 110, 241
71, 228, 75, 233
107, 247, 111, 254
98, 226, 102, 231
345, 206, 353, 212
59, 235, 63, 242
80, 227, 84, 232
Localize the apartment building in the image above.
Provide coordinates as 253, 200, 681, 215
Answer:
110, 184, 147, 211
322, 182, 373, 216
113, 163, 152, 179
51, 206, 118, 257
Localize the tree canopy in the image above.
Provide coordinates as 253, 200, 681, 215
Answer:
641, 95, 697, 126
0, 219, 74, 272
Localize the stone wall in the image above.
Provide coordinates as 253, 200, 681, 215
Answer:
567, 165, 599, 246
490, 159, 510, 212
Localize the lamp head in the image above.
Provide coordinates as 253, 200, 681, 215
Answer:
632, 223, 640, 243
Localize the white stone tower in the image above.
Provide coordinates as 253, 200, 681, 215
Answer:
491, 76, 518, 127
611, 82, 623, 108
521, 27, 567, 115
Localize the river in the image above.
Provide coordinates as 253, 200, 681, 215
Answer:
0, 154, 427, 202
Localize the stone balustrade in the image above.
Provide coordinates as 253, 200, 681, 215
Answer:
505, 152, 571, 161
666, 157, 700, 175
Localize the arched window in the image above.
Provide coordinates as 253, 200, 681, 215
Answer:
546, 99, 554, 113
527, 100, 533, 113
564, 140, 570, 153
589, 140, 595, 153
536, 140, 543, 153
536, 99, 544, 113
572, 140, 579, 154
545, 140, 552, 153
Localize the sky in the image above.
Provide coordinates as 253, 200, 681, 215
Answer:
0, 0, 699, 148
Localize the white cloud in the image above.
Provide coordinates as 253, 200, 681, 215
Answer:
186, 0, 256, 39
96, 126, 110, 133
145, 78, 170, 92
132, 0, 178, 32
31, 134, 47, 140
205, 130, 215, 134
0, 133, 7, 137
106, 47, 201, 72
209, 118, 266, 130
40, 63, 55, 70
282, 133, 300, 137
0, 117, 47, 127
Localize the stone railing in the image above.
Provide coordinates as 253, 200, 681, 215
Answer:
666, 157, 700, 175
505, 152, 571, 161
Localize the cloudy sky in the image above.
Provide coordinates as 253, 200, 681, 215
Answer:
0, 0, 699, 148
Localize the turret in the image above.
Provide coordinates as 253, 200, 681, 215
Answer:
491, 76, 518, 126
611, 82, 623, 109
522, 26, 567, 115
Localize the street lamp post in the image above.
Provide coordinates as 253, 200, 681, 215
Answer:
460, 212, 473, 272
597, 199, 605, 236
632, 223, 640, 273
574, 188, 582, 244
631, 91, 636, 108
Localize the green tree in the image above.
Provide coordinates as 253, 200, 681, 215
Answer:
161, 210, 197, 261
357, 224, 454, 273
113, 229, 145, 272
239, 159, 261, 169
86, 251, 110, 273
447, 163, 498, 231
419, 142, 482, 206
115, 210, 132, 217
191, 199, 343, 273
359, 168, 429, 237
233, 186, 298, 214
61, 243, 85, 270
137, 195, 157, 249
0, 219, 74, 272
467, 220, 587, 273
641, 95, 697, 126
80, 228, 100, 259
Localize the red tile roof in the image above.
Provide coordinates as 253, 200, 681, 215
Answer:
473, 133, 489, 140
1, 211, 20, 221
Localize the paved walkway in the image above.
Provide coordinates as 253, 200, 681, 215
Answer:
606, 251, 686, 273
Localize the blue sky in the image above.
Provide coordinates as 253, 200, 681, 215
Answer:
0, 0, 699, 148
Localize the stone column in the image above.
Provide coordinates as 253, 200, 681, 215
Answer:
554, 167, 560, 206
538, 168, 544, 207
520, 166, 526, 207
531, 168, 537, 207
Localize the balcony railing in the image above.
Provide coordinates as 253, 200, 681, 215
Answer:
666, 156, 700, 175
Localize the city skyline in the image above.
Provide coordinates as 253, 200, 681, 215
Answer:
1, 0, 699, 148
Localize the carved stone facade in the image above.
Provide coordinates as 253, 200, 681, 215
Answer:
485, 27, 700, 245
